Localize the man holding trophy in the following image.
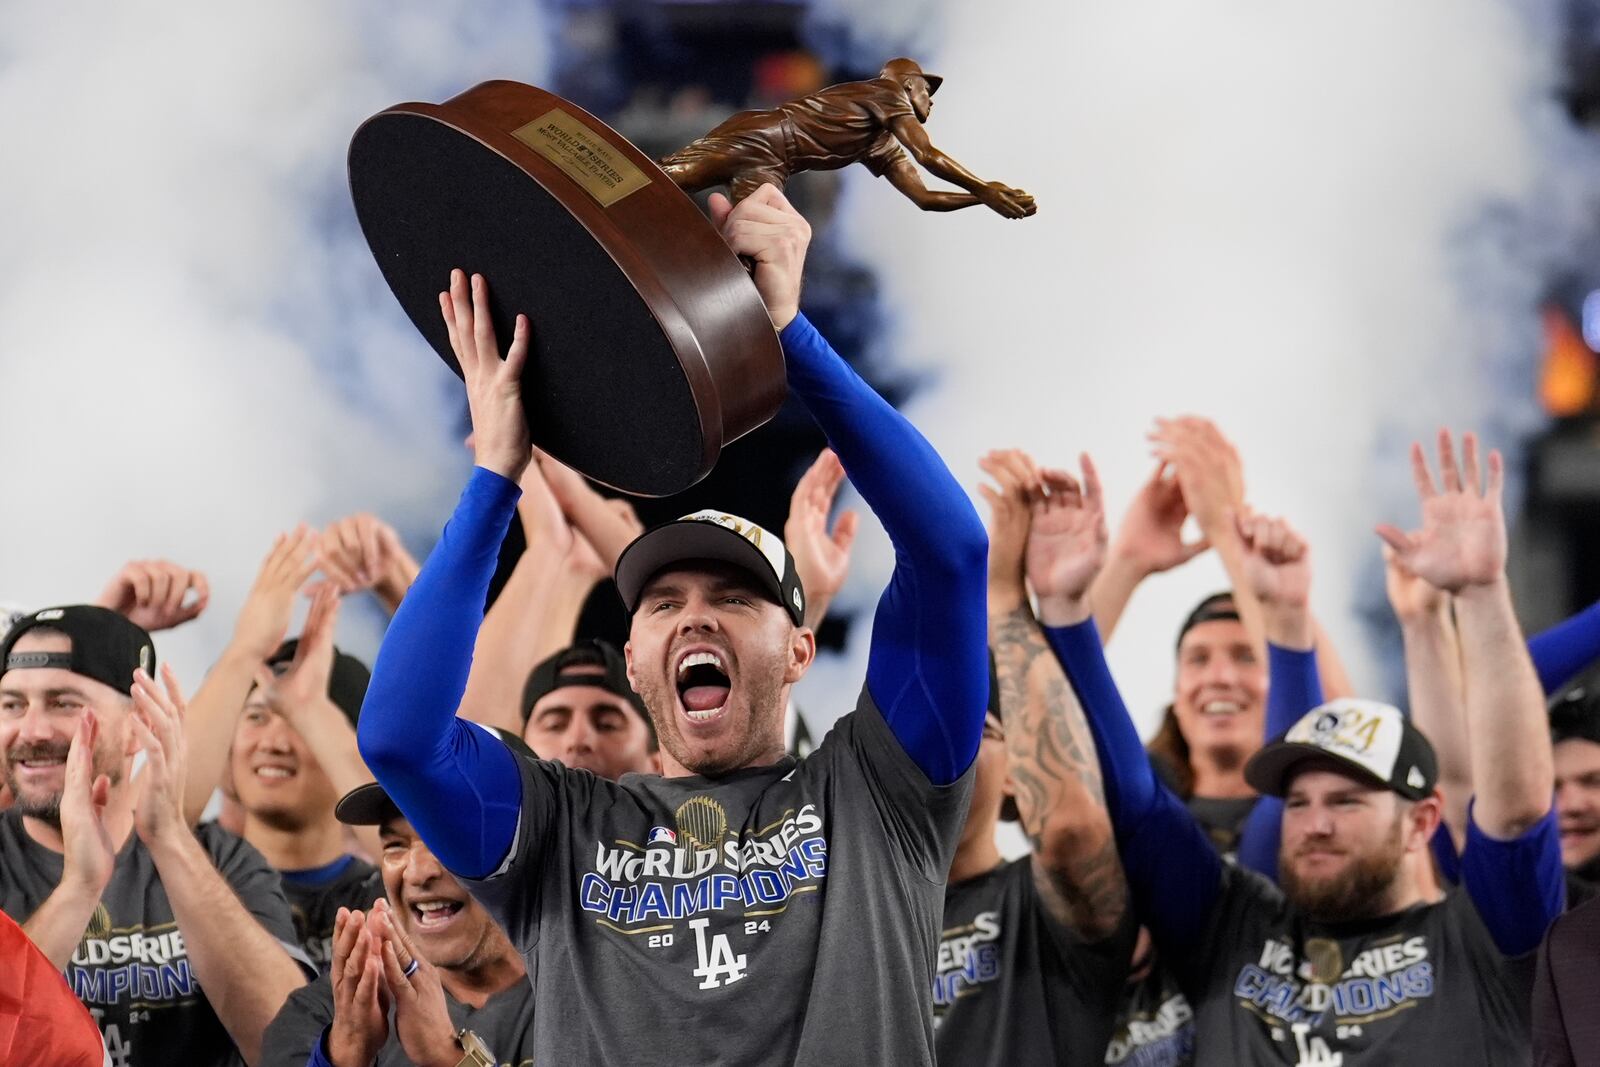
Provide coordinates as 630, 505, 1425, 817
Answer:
354, 181, 990, 1064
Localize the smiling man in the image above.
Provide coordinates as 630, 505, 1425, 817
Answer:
261, 768, 533, 1067
0, 605, 308, 1066
356, 183, 988, 1066
1029, 434, 1564, 1064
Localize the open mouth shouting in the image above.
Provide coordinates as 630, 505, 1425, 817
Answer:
675, 648, 732, 725
408, 896, 466, 932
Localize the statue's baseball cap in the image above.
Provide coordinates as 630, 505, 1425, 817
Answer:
881, 57, 943, 94
521, 640, 650, 732
614, 511, 806, 627
1245, 698, 1438, 801
335, 723, 536, 825
0, 606, 154, 696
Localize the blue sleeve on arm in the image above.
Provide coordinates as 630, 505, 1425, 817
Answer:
307, 1030, 335, 1067
356, 467, 522, 879
1237, 644, 1326, 882
1529, 599, 1600, 695
1042, 619, 1223, 953
780, 314, 987, 786
1459, 801, 1565, 957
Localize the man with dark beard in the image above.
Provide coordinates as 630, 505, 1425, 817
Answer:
0, 606, 309, 1066
1024, 432, 1563, 1064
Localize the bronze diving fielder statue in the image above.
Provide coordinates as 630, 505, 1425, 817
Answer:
660, 58, 1036, 219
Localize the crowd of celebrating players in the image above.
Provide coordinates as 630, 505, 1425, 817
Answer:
5, 186, 1600, 1067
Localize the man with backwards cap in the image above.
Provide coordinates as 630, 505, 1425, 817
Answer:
1025, 433, 1563, 1064
518, 639, 659, 781
357, 183, 988, 1065
262, 736, 535, 1067
0, 605, 310, 1067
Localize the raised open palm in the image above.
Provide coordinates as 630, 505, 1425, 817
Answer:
1024, 454, 1108, 606
1376, 430, 1505, 594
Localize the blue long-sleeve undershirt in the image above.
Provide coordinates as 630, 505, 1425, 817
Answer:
780, 314, 988, 786
1529, 598, 1600, 695
357, 467, 523, 879
1043, 619, 1221, 955
1235, 644, 1324, 880
357, 313, 987, 880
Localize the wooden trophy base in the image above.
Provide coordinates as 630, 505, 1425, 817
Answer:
349, 81, 786, 497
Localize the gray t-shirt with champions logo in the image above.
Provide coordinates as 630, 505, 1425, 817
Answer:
461, 686, 974, 1066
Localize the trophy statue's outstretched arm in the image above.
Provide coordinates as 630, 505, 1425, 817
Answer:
887, 115, 1036, 219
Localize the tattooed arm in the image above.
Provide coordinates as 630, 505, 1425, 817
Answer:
981, 450, 1127, 941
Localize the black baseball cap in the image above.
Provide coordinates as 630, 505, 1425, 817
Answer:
1245, 699, 1439, 801
0, 605, 155, 696
1551, 686, 1600, 747
335, 723, 536, 825
1175, 592, 1240, 651
521, 640, 649, 728
264, 639, 371, 730
614, 510, 805, 627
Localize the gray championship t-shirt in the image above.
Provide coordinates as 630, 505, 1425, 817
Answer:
0, 813, 308, 1067
461, 686, 973, 1066
1175, 864, 1533, 1064
934, 856, 1133, 1066
260, 969, 536, 1067
1105, 963, 1195, 1067
281, 856, 385, 973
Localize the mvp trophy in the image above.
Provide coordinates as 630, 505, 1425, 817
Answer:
349, 59, 1034, 496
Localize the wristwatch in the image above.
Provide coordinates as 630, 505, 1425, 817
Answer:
452, 1028, 495, 1067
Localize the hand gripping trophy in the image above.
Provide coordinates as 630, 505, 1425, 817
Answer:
349, 60, 1035, 496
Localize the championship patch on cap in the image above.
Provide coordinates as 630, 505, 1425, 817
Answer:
1245, 698, 1438, 801
613, 510, 806, 626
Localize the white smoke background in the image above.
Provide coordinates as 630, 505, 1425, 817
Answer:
794, 0, 1586, 734
0, 2, 550, 683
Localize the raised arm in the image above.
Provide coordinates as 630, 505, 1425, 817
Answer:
1231, 512, 1324, 881
1024, 452, 1222, 954
183, 530, 319, 826
355, 269, 528, 879
317, 513, 420, 617
712, 185, 989, 786
135, 667, 306, 1065
1089, 461, 1209, 642
1384, 547, 1471, 847
1378, 429, 1562, 954
1528, 598, 1600, 695
253, 587, 380, 860
95, 558, 211, 633
1151, 417, 1355, 699
982, 449, 1126, 941
454, 454, 610, 735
